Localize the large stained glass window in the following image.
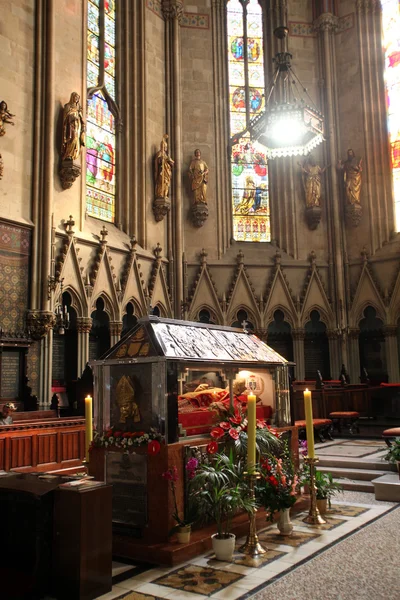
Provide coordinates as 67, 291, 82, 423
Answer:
228, 0, 270, 242
86, 0, 117, 223
382, 0, 400, 230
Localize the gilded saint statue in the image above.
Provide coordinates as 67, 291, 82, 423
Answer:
154, 134, 174, 200
188, 149, 209, 204
298, 154, 326, 208
61, 92, 86, 161
0, 100, 15, 136
337, 149, 363, 205
116, 375, 141, 424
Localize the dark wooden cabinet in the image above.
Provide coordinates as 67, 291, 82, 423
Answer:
52, 484, 113, 600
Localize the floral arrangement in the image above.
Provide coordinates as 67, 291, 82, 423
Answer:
162, 459, 199, 531
91, 427, 164, 454
207, 405, 282, 457
257, 442, 299, 521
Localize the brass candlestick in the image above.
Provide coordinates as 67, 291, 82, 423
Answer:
302, 456, 326, 525
239, 472, 267, 556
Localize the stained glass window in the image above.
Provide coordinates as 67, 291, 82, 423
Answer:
381, 0, 400, 230
86, 0, 117, 223
227, 0, 270, 242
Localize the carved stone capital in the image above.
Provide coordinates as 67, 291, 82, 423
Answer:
345, 202, 362, 228
59, 159, 81, 190
162, 0, 184, 22
76, 317, 93, 334
383, 325, 397, 338
305, 205, 322, 230
110, 321, 123, 337
153, 196, 171, 222
327, 329, 340, 340
192, 202, 209, 228
212, 0, 225, 8
313, 13, 339, 34
356, 0, 379, 14
26, 310, 56, 340
292, 329, 306, 341
348, 328, 360, 340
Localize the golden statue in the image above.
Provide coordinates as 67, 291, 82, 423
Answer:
154, 134, 174, 199
61, 92, 86, 161
338, 149, 363, 205
116, 375, 141, 423
188, 149, 209, 204
0, 101, 15, 136
299, 154, 326, 208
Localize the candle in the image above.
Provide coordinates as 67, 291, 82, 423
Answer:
303, 389, 315, 459
85, 395, 93, 462
247, 393, 257, 469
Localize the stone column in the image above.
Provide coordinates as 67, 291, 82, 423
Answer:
383, 326, 400, 383
313, 12, 348, 368
110, 321, 123, 348
77, 318, 92, 376
292, 329, 305, 381
348, 328, 361, 384
163, 0, 184, 316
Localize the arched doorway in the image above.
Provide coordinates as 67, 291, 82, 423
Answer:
197, 308, 216, 324
89, 297, 111, 359
304, 310, 330, 380
231, 308, 255, 331
122, 302, 138, 337
359, 306, 387, 384
267, 310, 294, 362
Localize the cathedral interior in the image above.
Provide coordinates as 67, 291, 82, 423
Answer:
0, 1, 400, 598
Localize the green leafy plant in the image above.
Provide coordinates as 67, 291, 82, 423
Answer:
190, 451, 256, 539
383, 438, 400, 464
257, 442, 299, 521
302, 468, 343, 507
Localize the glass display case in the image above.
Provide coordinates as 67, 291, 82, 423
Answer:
91, 316, 293, 443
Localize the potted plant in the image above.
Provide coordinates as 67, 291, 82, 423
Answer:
383, 437, 400, 477
301, 468, 343, 514
257, 442, 299, 535
162, 459, 199, 543
190, 452, 256, 561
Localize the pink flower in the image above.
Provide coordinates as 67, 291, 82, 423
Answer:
207, 441, 218, 454
162, 466, 178, 481
281, 475, 287, 485
210, 427, 225, 439
229, 428, 239, 440
219, 421, 231, 430
256, 419, 266, 429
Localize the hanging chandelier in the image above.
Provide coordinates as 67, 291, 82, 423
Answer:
234, 27, 325, 159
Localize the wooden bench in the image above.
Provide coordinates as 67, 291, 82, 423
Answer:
329, 411, 360, 435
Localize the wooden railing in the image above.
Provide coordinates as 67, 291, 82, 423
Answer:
0, 418, 85, 472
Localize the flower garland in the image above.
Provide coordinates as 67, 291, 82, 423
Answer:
91, 427, 164, 454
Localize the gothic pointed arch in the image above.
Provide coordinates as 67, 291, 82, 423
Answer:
90, 247, 120, 321
226, 251, 261, 327
120, 240, 148, 316
350, 258, 387, 327
187, 250, 223, 324
54, 238, 88, 317
148, 245, 173, 317
264, 252, 297, 328
300, 254, 334, 328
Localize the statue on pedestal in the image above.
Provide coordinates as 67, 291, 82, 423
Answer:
337, 148, 363, 227
59, 92, 86, 189
153, 134, 174, 221
188, 149, 209, 227
298, 154, 325, 230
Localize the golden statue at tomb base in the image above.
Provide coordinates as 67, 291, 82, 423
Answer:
116, 375, 141, 424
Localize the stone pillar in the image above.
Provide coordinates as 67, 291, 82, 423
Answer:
313, 12, 348, 368
348, 328, 361, 384
77, 318, 92, 376
110, 321, 123, 348
26, 312, 56, 408
327, 330, 340, 380
292, 329, 305, 381
163, 0, 184, 316
383, 326, 400, 383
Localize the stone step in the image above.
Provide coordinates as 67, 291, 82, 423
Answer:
317, 456, 392, 472
318, 465, 389, 482
333, 477, 375, 493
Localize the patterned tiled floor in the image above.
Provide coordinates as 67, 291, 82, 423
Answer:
99, 495, 396, 600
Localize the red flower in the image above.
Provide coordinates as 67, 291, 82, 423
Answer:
148, 440, 161, 455
228, 428, 239, 440
256, 419, 266, 429
207, 441, 218, 454
260, 457, 270, 470
219, 421, 231, 430
229, 415, 242, 425
122, 432, 131, 438
210, 427, 225, 439
114, 431, 122, 438
105, 430, 113, 438
269, 475, 279, 487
